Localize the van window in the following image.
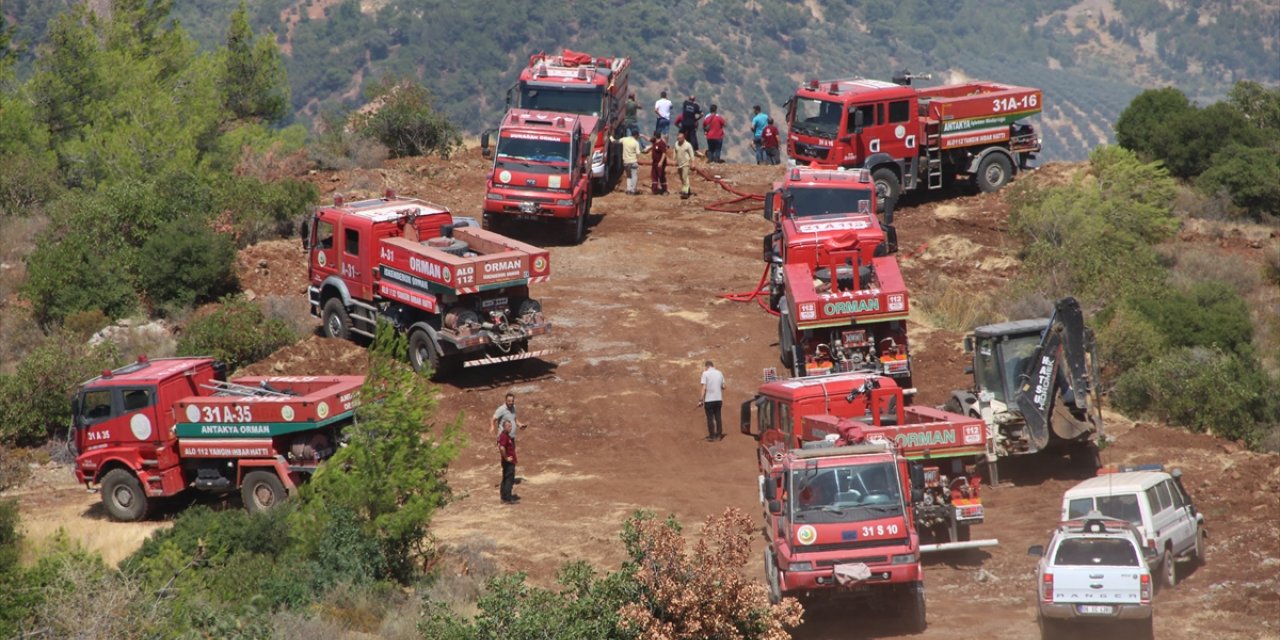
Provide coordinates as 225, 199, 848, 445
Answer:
1095, 494, 1142, 525
1154, 482, 1173, 511
1067, 498, 1093, 519
1166, 480, 1187, 508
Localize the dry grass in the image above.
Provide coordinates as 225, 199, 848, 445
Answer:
915, 284, 1000, 332
420, 539, 499, 619
1168, 246, 1262, 296
260, 294, 317, 339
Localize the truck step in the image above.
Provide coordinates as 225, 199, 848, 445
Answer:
463, 349, 552, 368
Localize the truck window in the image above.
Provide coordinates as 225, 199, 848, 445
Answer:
1154, 482, 1173, 512
81, 390, 114, 422
888, 100, 910, 123
1166, 480, 1187, 508
1054, 538, 1140, 567
876, 103, 884, 125
1066, 497, 1093, 519
121, 388, 153, 412
1095, 494, 1142, 525
315, 221, 334, 250
974, 338, 1004, 401
849, 104, 875, 131
759, 399, 774, 433
344, 228, 360, 256
778, 402, 792, 440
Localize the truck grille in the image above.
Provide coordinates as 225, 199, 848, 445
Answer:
817, 555, 889, 567
801, 538, 909, 554
793, 141, 831, 161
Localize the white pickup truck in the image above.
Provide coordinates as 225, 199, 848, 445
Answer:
1029, 514, 1155, 640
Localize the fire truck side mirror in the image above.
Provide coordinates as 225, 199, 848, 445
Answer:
853, 109, 865, 135
70, 395, 82, 428
908, 462, 925, 503
1027, 545, 1044, 557
740, 400, 757, 439
763, 479, 777, 501
767, 499, 783, 515
300, 219, 311, 250
763, 190, 775, 222
480, 130, 492, 158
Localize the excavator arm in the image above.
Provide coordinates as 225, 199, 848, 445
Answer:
1013, 297, 1097, 450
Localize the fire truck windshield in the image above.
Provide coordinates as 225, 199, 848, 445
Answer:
792, 97, 844, 137
788, 187, 874, 218
496, 136, 572, 172
519, 85, 603, 117
790, 461, 904, 523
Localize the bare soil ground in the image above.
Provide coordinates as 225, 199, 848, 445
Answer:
8, 155, 1278, 639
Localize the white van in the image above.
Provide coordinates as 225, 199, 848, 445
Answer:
1061, 469, 1206, 589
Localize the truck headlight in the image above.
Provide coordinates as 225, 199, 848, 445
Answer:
486, 193, 502, 200
555, 199, 575, 207
787, 561, 813, 572
891, 553, 917, 564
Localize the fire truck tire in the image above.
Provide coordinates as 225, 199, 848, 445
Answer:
322, 298, 352, 340
242, 470, 287, 513
956, 522, 972, 542
101, 469, 149, 522
408, 328, 441, 375
482, 212, 504, 232
571, 202, 587, 244
778, 314, 795, 370
871, 167, 901, 213
976, 153, 1013, 193
764, 550, 782, 605
901, 582, 927, 633
1161, 548, 1178, 590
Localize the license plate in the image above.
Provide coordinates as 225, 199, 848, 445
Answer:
1078, 605, 1114, 615
518, 202, 538, 214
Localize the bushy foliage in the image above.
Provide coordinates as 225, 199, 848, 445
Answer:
353, 77, 462, 159
1114, 87, 1192, 159
22, 225, 139, 327
1198, 144, 1280, 218
1112, 347, 1278, 447
296, 322, 463, 583
0, 334, 119, 445
422, 509, 802, 640
1123, 281, 1254, 355
1007, 146, 1177, 304
176, 296, 297, 371
1097, 305, 1168, 375
137, 217, 239, 313
220, 1, 290, 123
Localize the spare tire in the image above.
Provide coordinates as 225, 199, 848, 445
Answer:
425, 237, 470, 257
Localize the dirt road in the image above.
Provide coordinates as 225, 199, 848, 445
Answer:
10, 155, 1277, 638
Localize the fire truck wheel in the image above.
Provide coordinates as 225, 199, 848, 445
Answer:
955, 522, 972, 542
322, 298, 352, 340
871, 167, 901, 213
778, 315, 795, 370
482, 213, 503, 232
101, 469, 149, 522
242, 470, 287, 514
571, 204, 587, 244
976, 154, 1013, 193
764, 550, 782, 604
408, 328, 441, 375
902, 583, 927, 633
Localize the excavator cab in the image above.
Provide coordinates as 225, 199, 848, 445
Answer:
966, 319, 1050, 406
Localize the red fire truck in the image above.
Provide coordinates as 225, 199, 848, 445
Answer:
764, 167, 910, 385
304, 190, 551, 376
785, 72, 1043, 209
71, 356, 363, 521
509, 50, 631, 194
480, 109, 596, 243
741, 373, 996, 630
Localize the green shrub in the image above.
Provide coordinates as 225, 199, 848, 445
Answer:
176, 296, 297, 371
213, 174, 318, 246
0, 335, 120, 445
137, 216, 240, 314
63, 309, 111, 338
1198, 144, 1280, 220
1112, 347, 1277, 447
1097, 306, 1168, 376
22, 229, 139, 327
1125, 281, 1253, 354
353, 77, 461, 159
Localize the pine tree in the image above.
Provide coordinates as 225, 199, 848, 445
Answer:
220, 1, 289, 123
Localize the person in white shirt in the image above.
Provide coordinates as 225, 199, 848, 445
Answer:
699, 360, 726, 441
654, 91, 673, 137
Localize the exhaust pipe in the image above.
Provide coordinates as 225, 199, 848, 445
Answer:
919, 538, 999, 554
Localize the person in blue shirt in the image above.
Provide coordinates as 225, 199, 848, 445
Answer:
750, 105, 769, 165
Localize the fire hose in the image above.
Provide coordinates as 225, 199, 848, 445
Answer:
694, 165, 767, 213
719, 263, 780, 317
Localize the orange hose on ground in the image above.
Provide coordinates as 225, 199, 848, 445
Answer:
720, 263, 780, 317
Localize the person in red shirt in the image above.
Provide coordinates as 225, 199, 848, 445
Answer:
702, 104, 726, 163
647, 129, 669, 194
762, 117, 781, 165
497, 422, 519, 503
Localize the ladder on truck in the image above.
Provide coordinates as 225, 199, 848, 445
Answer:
924, 123, 943, 190
202, 379, 296, 398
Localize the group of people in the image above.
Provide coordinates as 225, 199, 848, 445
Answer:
617, 92, 782, 199
492, 361, 730, 503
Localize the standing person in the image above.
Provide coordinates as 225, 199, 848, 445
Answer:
762, 117, 781, 165
679, 94, 703, 153
750, 105, 769, 165
619, 130, 641, 195
624, 92, 639, 136
491, 393, 527, 440
699, 360, 726, 441
675, 131, 695, 200
497, 421, 518, 503
703, 104, 726, 163
647, 129, 669, 195
654, 91, 673, 137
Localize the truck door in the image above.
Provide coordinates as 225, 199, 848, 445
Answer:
340, 224, 371, 300
881, 99, 915, 163
77, 386, 161, 448
311, 215, 338, 286
847, 102, 877, 166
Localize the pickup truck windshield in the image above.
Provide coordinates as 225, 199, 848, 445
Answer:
1054, 538, 1140, 567
788, 187, 874, 218
792, 97, 843, 137
790, 461, 904, 523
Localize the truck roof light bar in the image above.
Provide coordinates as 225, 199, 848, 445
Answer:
809, 79, 819, 90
